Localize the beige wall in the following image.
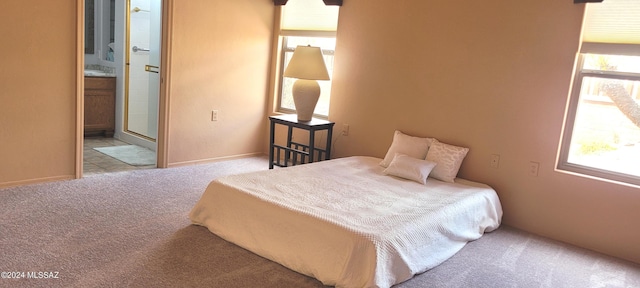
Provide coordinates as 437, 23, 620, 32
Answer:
166, 0, 274, 166
324, 0, 640, 263
0, 1, 78, 187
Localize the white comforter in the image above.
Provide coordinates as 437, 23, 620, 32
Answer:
190, 156, 502, 288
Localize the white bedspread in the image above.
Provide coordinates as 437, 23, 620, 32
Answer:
190, 156, 502, 288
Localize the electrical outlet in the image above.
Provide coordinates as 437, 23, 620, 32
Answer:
529, 161, 539, 177
342, 124, 349, 136
490, 154, 500, 169
211, 110, 218, 121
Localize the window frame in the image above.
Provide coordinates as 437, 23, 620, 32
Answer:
557, 53, 640, 186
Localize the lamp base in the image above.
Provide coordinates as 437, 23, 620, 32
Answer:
292, 79, 321, 121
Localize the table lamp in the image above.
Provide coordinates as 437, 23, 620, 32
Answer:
283, 45, 330, 121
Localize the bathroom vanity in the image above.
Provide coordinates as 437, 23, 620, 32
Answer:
84, 75, 116, 137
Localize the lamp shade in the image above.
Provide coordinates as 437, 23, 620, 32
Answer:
283, 46, 330, 81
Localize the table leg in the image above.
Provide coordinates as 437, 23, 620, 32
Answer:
325, 126, 333, 160
286, 126, 293, 166
309, 129, 315, 163
269, 120, 275, 169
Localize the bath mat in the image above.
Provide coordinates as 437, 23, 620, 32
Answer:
94, 145, 155, 166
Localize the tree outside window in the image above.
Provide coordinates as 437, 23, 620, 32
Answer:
560, 54, 640, 182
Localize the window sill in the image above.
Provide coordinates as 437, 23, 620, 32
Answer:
273, 109, 329, 121
556, 163, 640, 189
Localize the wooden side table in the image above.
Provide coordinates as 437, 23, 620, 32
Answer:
269, 114, 335, 169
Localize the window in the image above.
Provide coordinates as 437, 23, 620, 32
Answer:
558, 0, 640, 185
276, 0, 339, 118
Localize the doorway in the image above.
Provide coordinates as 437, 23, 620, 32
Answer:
80, 0, 168, 176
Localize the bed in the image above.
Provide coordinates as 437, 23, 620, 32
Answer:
189, 156, 502, 288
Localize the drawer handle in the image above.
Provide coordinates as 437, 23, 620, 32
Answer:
145, 65, 160, 73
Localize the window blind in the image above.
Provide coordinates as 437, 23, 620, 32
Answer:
581, 0, 640, 55
281, 0, 339, 32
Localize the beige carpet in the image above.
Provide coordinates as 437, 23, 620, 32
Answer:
1, 156, 639, 287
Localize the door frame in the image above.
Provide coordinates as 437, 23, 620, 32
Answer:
75, 0, 172, 178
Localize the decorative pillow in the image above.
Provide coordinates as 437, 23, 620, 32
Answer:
383, 153, 437, 185
380, 130, 435, 167
425, 140, 469, 183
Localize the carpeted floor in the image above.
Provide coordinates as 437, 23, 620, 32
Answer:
1, 156, 639, 288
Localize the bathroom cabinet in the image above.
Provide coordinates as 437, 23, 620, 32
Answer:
84, 76, 116, 137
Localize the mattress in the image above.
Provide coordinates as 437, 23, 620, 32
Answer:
189, 156, 502, 288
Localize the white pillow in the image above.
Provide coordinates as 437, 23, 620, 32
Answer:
383, 153, 437, 185
380, 130, 435, 167
425, 140, 469, 183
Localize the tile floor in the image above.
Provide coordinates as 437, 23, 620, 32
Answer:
83, 136, 156, 175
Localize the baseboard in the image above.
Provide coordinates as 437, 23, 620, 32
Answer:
166, 152, 266, 168
0, 175, 75, 189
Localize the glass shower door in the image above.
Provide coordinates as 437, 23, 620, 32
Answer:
125, 0, 161, 140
